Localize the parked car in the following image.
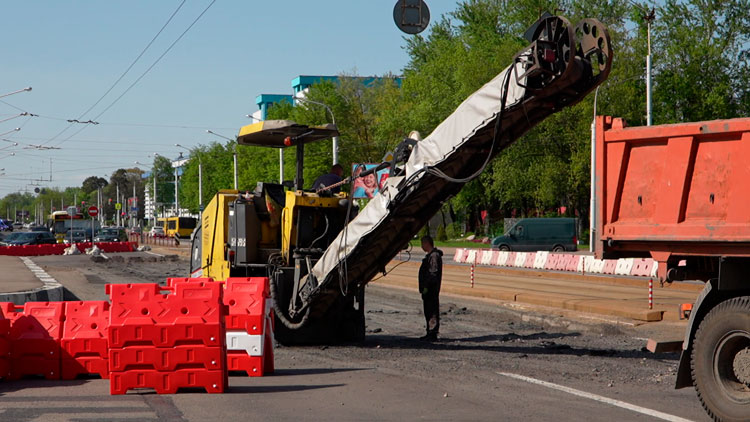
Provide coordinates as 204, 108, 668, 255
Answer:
3, 231, 57, 246
149, 226, 165, 238
29, 225, 49, 232
491, 218, 577, 252
63, 229, 90, 244
0, 232, 21, 245
94, 227, 127, 242
12, 221, 23, 230
0, 220, 11, 232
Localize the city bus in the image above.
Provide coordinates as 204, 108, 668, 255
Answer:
48, 210, 100, 243
158, 217, 197, 238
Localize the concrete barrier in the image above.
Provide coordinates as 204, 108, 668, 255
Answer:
506, 252, 517, 268
480, 250, 493, 265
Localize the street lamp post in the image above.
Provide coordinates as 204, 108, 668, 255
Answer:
175, 144, 202, 216
0, 87, 32, 100
206, 130, 237, 189
135, 161, 155, 227
247, 114, 284, 183
0, 128, 21, 138
293, 96, 339, 165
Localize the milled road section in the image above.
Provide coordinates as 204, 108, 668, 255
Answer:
0, 254, 709, 421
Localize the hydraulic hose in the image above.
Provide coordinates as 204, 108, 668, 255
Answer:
268, 268, 312, 330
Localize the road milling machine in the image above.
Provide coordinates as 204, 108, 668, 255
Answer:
191, 15, 613, 344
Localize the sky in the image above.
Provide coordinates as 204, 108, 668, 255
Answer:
0, 0, 457, 195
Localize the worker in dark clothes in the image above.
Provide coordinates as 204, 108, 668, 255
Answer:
312, 164, 344, 193
418, 235, 443, 341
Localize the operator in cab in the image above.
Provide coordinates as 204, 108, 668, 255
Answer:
418, 235, 443, 341
311, 164, 344, 194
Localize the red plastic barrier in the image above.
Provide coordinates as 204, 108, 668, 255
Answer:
565, 255, 581, 272
107, 283, 223, 327
107, 281, 226, 394
545, 254, 559, 270
110, 369, 226, 394
603, 259, 617, 274
0, 302, 64, 380
555, 254, 570, 271
0, 317, 9, 379
109, 323, 223, 349
110, 345, 223, 372
61, 301, 110, 380
630, 258, 653, 277
224, 277, 269, 334
524, 252, 536, 268
224, 277, 274, 376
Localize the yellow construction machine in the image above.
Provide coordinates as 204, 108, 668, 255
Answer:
191, 15, 613, 345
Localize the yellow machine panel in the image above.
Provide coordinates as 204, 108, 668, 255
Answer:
200, 189, 239, 281
281, 190, 344, 261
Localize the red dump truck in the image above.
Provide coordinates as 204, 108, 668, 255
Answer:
594, 115, 750, 421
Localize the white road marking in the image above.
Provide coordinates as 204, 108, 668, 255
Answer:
144, 251, 164, 257
496, 372, 694, 422
20, 257, 61, 288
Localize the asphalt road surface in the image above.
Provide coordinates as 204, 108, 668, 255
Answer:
0, 254, 709, 421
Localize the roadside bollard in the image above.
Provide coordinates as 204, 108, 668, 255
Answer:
648, 278, 653, 309
470, 254, 476, 288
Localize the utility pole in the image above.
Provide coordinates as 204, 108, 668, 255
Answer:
116, 184, 120, 227
644, 8, 655, 126
198, 158, 203, 216
174, 155, 180, 217
233, 146, 238, 190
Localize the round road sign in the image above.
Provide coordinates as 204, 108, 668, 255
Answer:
88, 206, 99, 217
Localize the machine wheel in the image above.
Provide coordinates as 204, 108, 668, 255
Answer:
691, 296, 750, 421
551, 244, 565, 252
499, 245, 511, 252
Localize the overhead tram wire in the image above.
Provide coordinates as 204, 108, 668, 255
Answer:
51, 0, 218, 149
37, 0, 188, 147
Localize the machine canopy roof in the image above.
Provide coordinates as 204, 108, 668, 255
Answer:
236, 120, 339, 148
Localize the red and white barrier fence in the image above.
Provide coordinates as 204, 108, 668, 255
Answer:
451, 248, 658, 279
0, 241, 138, 257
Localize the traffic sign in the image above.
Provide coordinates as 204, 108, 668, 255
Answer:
66, 206, 77, 217
115, 202, 122, 210
88, 206, 99, 217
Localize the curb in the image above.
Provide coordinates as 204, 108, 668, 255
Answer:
0, 257, 66, 304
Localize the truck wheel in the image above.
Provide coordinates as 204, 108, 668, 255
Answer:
552, 245, 565, 252
692, 296, 750, 421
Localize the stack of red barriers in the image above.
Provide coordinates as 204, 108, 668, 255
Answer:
224, 277, 275, 377
0, 276, 275, 394
167, 277, 275, 377
0, 302, 64, 380
61, 301, 110, 380
107, 282, 227, 394
0, 312, 10, 378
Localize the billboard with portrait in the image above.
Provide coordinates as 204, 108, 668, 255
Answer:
351, 164, 390, 199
